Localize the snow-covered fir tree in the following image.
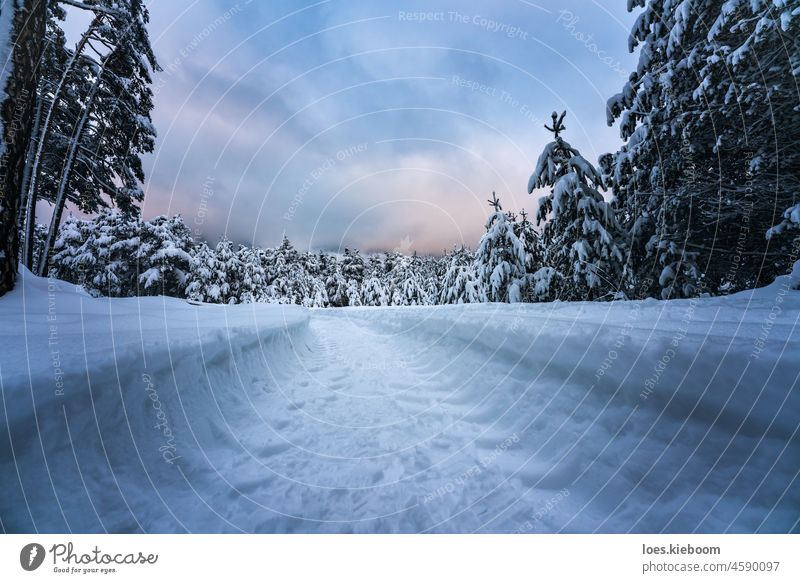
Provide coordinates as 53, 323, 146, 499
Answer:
530, 112, 626, 300
340, 248, 365, 283
303, 273, 330, 308
513, 208, 545, 274
346, 279, 362, 306
266, 236, 309, 304
325, 266, 350, 307
417, 253, 442, 303
361, 275, 388, 306
439, 246, 481, 304
366, 255, 385, 279
37, 0, 160, 274
237, 245, 269, 303
185, 239, 242, 304
49, 215, 92, 288
474, 193, 527, 303
605, 0, 798, 296
136, 215, 194, 297
50, 210, 142, 296
385, 254, 430, 306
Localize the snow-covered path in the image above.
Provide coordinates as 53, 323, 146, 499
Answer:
1, 270, 798, 533
204, 312, 546, 533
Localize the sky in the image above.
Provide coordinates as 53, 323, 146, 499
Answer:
133, 0, 639, 254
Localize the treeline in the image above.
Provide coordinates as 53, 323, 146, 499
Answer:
2, 0, 798, 300
36, 210, 534, 307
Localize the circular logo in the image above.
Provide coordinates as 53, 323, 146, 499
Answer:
20, 543, 46, 571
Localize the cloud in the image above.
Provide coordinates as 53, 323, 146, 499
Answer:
138, 0, 638, 253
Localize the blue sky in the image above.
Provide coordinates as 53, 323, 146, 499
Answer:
137, 0, 638, 254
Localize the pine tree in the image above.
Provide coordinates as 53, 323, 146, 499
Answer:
20, 2, 68, 268
513, 208, 545, 274
361, 276, 388, 306
605, 0, 798, 295
385, 254, 429, 306
185, 239, 241, 304
418, 253, 441, 302
346, 279, 362, 306
136, 215, 194, 297
37, 0, 160, 275
341, 247, 365, 283
440, 246, 480, 304
530, 112, 626, 300
237, 245, 268, 303
366, 254, 385, 278
474, 193, 527, 302
49, 210, 140, 297
49, 215, 91, 286
325, 266, 349, 307
185, 242, 217, 303
303, 274, 329, 308
267, 236, 314, 304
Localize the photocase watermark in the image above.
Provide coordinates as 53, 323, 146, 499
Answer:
594, 301, 642, 383
153, 2, 253, 97
556, 10, 627, 79
394, 235, 414, 254
20, 543, 46, 571
397, 11, 446, 22
720, 151, 754, 291
451, 75, 541, 125
750, 236, 800, 361
512, 487, 571, 533
193, 175, 215, 238
46, 275, 65, 397
284, 142, 369, 221
0, 87, 31, 181
421, 433, 519, 504
20, 541, 158, 574
48, 542, 158, 575
142, 373, 180, 465
398, 11, 529, 40
640, 292, 702, 400
449, 11, 529, 40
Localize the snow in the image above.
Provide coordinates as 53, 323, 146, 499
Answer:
1, 266, 798, 533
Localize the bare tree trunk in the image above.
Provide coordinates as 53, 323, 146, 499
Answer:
19, 87, 42, 267
38, 58, 107, 275
0, 0, 46, 295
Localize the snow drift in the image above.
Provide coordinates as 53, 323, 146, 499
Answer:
0, 266, 798, 533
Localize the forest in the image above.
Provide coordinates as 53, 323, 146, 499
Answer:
1, 1, 797, 305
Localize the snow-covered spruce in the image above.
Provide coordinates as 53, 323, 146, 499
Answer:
439, 246, 480, 304
530, 112, 626, 300
474, 193, 527, 303
604, 0, 798, 297
36, 0, 160, 275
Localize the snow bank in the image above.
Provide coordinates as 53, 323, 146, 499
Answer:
0, 267, 797, 533
344, 283, 800, 442
1, 267, 309, 532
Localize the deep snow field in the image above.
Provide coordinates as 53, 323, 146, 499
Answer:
1, 266, 798, 533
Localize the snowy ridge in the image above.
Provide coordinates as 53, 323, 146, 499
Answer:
1, 266, 308, 391
341, 292, 799, 442
0, 267, 798, 533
